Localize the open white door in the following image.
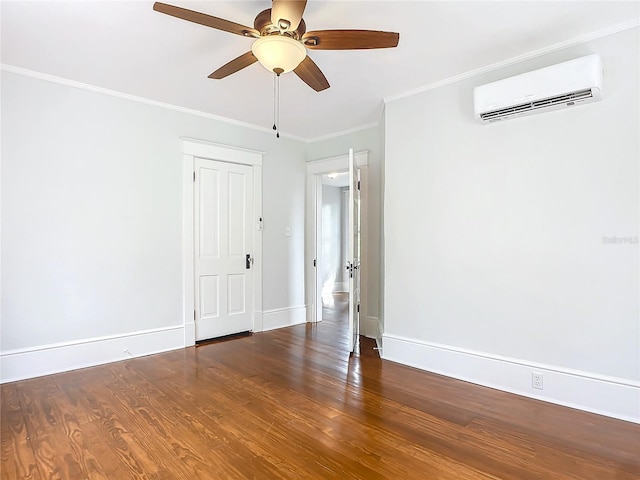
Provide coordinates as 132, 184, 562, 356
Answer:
347, 148, 361, 354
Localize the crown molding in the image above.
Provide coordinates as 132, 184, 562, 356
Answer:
305, 122, 380, 144
0, 64, 309, 143
384, 19, 640, 104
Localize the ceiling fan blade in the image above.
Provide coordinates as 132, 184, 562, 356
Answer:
208, 52, 258, 79
302, 30, 399, 50
271, 0, 307, 31
153, 2, 259, 37
294, 56, 330, 92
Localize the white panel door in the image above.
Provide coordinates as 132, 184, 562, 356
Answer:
347, 149, 361, 354
194, 158, 254, 341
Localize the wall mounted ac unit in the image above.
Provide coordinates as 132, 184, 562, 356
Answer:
474, 54, 603, 123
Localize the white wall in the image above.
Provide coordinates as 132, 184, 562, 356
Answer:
1, 70, 307, 380
383, 27, 639, 422
321, 184, 344, 293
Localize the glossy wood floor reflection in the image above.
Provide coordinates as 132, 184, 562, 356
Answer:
2, 295, 639, 479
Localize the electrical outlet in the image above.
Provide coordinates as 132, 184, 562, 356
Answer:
532, 372, 543, 390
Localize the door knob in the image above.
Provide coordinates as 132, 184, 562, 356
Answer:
345, 262, 353, 277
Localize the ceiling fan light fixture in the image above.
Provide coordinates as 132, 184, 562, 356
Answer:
251, 35, 306, 74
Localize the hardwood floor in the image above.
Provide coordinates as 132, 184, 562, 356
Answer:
2, 294, 639, 479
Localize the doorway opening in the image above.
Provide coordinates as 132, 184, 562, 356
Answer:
320, 174, 349, 313
320, 174, 350, 342
306, 150, 368, 354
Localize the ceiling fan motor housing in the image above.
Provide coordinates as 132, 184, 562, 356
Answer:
254, 9, 307, 39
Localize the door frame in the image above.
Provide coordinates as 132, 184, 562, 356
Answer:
305, 151, 368, 324
182, 138, 263, 346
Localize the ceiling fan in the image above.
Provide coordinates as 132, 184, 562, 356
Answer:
153, 1, 400, 92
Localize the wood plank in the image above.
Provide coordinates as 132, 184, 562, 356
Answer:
15, 376, 110, 480
0, 383, 41, 480
54, 368, 194, 479
2, 293, 639, 479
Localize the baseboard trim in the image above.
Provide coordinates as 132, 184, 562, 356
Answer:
322, 282, 348, 293
375, 318, 383, 349
1, 325, 185, 383
253, 310, 264, 333
382, 333, 640, 423
184, 321, 196, 346
262, 305, 307, 332
362, 316, 379, 339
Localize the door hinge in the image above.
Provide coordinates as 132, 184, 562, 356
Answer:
193, 171, 196, 182
357, 304, 360, 313
194, 309, 196, 320
313, 259, 316, 267
357, 180, 360, 190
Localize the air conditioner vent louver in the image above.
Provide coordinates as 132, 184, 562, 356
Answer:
480, 89, 594, 122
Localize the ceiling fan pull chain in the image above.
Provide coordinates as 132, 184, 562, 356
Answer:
276, 72, 280, 139
272, 70, 281, 138
273, 72, 277, 133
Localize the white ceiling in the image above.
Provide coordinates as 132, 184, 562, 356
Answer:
2, 1, 638, 140
322, 171, 349, 187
